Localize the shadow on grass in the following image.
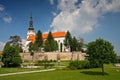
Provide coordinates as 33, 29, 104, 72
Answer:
80, 71, 108, 76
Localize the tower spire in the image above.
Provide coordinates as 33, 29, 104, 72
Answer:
28, 13, 34, 30
27, 13, 35, 39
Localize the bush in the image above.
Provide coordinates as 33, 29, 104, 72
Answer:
2, 46, 22, 67
69, 60, 90, 69
35, 60, 55, 68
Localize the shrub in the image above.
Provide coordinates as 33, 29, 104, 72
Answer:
2, 46, 22, 67
69, 60, 90, 69
35, 60, 55, 68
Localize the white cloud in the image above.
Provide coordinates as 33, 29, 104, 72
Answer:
51, 0, 120, 35
52, 12, 57, 16
3, 16, 12, 23
0, 42, 5, 51
49, 0, 54, 5
0, 4, 4, 11
0, 4, 12, 23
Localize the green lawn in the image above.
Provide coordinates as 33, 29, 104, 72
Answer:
54, 60, 70, 66
0, 68, 42, 74
0, 64, 120, 80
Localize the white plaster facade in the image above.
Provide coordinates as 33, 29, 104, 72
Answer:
54, 37, 65, 52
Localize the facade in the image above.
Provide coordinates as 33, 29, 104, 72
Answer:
22, 15, 67, 52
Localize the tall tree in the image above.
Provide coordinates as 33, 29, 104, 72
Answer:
35, 30, 43, 51
64, 31, 72, 52
72, 36, 78, 51
53, 41, 58, 51
87, 38, 117, 75
77, 41, 83, 51
44, 31, 58, 52
29, 42, 38, 52
44, 40, 51, 52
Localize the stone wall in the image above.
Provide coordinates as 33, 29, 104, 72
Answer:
20, 52, 86, 62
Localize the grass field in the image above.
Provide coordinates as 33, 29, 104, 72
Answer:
0, 68, 43, 74
0, 64, 120, 80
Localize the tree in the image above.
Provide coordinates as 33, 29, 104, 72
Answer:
53, 41, 58, 51
3, 42, 10, 51
9, 35, 22, 46
44, 31, 58, 52
87, 38, 117, 75
77, 41, 83, 51
64, 31, 73, 52
44, 40, 51, 52
9, 35, 23, 52
35, 30, 43, 51
29, 42, 36, 62
2, 45, 22, 67
64, 31, 84, 52
29, 42, 38, 52
72, 36, 78, 51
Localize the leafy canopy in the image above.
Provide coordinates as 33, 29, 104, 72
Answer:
87, 38, 117, 75
2, 45, 22, 67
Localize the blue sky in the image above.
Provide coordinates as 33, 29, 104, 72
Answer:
0, 0, 120, 55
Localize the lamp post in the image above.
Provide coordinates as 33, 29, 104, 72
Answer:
57, 52, 61, 67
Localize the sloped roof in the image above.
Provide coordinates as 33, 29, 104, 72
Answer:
28, 31, 66, 43
42, 31, 66, 39
0, 51, 2, 55
27, 35, 36, 43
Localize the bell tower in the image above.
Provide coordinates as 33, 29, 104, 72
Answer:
27, 14, 35, 39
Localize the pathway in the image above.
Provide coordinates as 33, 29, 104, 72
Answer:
0, 69, 55, 77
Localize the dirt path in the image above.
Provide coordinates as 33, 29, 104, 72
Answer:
0, 69, 55, 77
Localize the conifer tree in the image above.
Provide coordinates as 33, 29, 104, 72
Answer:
44, 31, 58, 52
35, 30, 43, 51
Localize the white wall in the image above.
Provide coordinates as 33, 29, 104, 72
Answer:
54, 37, 65, 52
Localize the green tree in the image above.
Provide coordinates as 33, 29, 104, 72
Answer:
44, 31, 58, 52
2, 46, 22, 67
77, 41, 83, 51
3, 42, 10, 51
87, 38, 117, 75
29, 42, 35, 67
35, 30, 43, 51
15, 44, 23, 53
29, 42, 38, 52
53, 41, 58, 51
72, 36, 78, 51
44, 40, 51, 51
64, 31, 73, 52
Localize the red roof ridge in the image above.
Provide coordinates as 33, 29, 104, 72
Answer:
28, 31, 66, 43
42, 31, 66, 39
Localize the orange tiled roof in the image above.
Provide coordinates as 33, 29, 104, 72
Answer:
28, 35, 36, 43
28, 31, 66, 43
0, 51, 2, 55
42, 31, 66, 39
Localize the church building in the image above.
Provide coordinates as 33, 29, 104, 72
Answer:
22, 15, 67, 52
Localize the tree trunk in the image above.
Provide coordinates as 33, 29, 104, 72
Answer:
101, 63, 104, 76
